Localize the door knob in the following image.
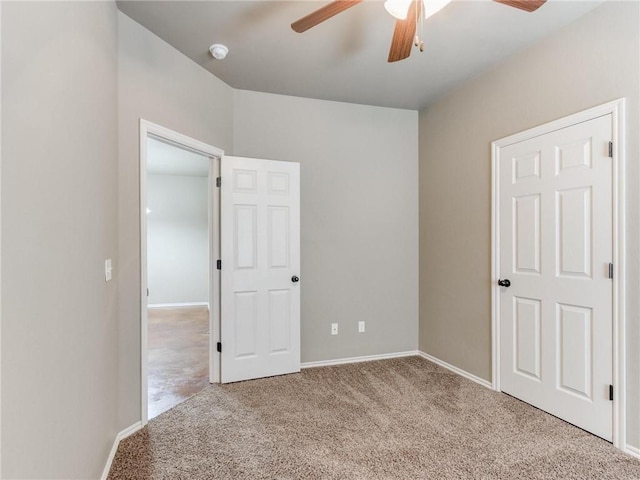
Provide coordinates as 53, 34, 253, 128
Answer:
291, 276, 299, 283
498, 279, 511, 287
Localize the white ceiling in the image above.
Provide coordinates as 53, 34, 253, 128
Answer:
147, 137, 210, 177
117, 0, 603, 110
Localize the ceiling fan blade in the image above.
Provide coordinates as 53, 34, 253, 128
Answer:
493, 0, 546, 12
388, 0, 421, 63
291, 0, 363, 33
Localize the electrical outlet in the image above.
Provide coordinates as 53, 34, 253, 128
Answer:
331, 323, 338, 335
358, 321, 365, 333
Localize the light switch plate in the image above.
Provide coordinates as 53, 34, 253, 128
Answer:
105, 259, 113, 282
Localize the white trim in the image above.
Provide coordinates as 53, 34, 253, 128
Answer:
148, 302, 209, 309
208, 158, 221, 386
302, 350, 495, 391
417, 351, 493, 390
492, 100, 625, 148
491, 98, 626, 449
0, 2, 3, 477
301, 351, 418, 369
610, 100, 626, 450
490, 139, 499, 393
625, 445, 640, 460
101, 422, 143, 480
139, 119, 223, 427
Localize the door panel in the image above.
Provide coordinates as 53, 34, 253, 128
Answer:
514, 296, 541, 380
269, 289, 291, 353
556, 187, 592, 278
234, 291, 257, 357
268, 206, 290, 268
513, 194, 541, 274
221, 156, 300, 383
557, 303, 592, 399
235, 205, 257, 269
499, 114, 613, 441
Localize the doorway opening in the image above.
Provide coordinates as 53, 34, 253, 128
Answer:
140, 120, 223, 425
146, 137, 209, 418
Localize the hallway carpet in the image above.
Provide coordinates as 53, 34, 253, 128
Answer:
108, 356, 640, 479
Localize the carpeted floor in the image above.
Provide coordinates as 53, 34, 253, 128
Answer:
109, 356, 640, 479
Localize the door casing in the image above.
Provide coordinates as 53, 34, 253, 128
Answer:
491, 98, 626, 449
139, 119, 223, 426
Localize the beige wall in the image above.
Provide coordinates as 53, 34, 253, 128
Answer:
117, 12, 234, 429
1, 2, 119, 478
5, 3, 631, 477
233, 90, 419, 362
117, 15, 418, 430
418, 1, 639, 448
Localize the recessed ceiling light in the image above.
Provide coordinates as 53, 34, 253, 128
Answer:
209, 43, 229, 60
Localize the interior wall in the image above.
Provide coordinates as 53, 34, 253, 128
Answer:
117, 12, 234, 430
233, 90, 419, 363
418, 1, 639, 448
147, 174, 209, 306
119, 13, 419, 428
1, 2, 119, 478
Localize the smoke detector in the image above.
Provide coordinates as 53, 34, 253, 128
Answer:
209, 44, 229, 60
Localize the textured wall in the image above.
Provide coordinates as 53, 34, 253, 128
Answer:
233, 90, 419, 363
418, 1, 639, 448
2, 2, 119, 477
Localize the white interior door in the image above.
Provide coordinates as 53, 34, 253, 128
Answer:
220, 156, 300, 383
498, 114, 613, 440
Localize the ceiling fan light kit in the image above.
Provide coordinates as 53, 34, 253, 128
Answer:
291, 0, 547, 63
385, 0, 452, 20
384, 0, 414, 20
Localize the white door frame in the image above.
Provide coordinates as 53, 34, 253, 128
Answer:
139, 119, 223, 426
0, 2, 4, 476
0, 2, 2, 478
491, 98, 626, 449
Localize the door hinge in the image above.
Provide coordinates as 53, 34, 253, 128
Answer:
609, 384, 614, 401
609, 262, 614, 279
216, 177, 221, 188
217, 342, 222, 353
608, 141, 613, 158
216, 259, 221, 270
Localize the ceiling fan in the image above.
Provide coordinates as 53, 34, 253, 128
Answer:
291, 0, 546, 63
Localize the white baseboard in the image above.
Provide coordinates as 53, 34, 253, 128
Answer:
626, 445, 640, 459
301, 350, 418, 369
302, 351, 494, 392
101, 422, 142, 480
417, 350, 493, 390
148, 302, 209, 309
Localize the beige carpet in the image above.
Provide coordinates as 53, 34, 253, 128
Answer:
109, 357, 640, 479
